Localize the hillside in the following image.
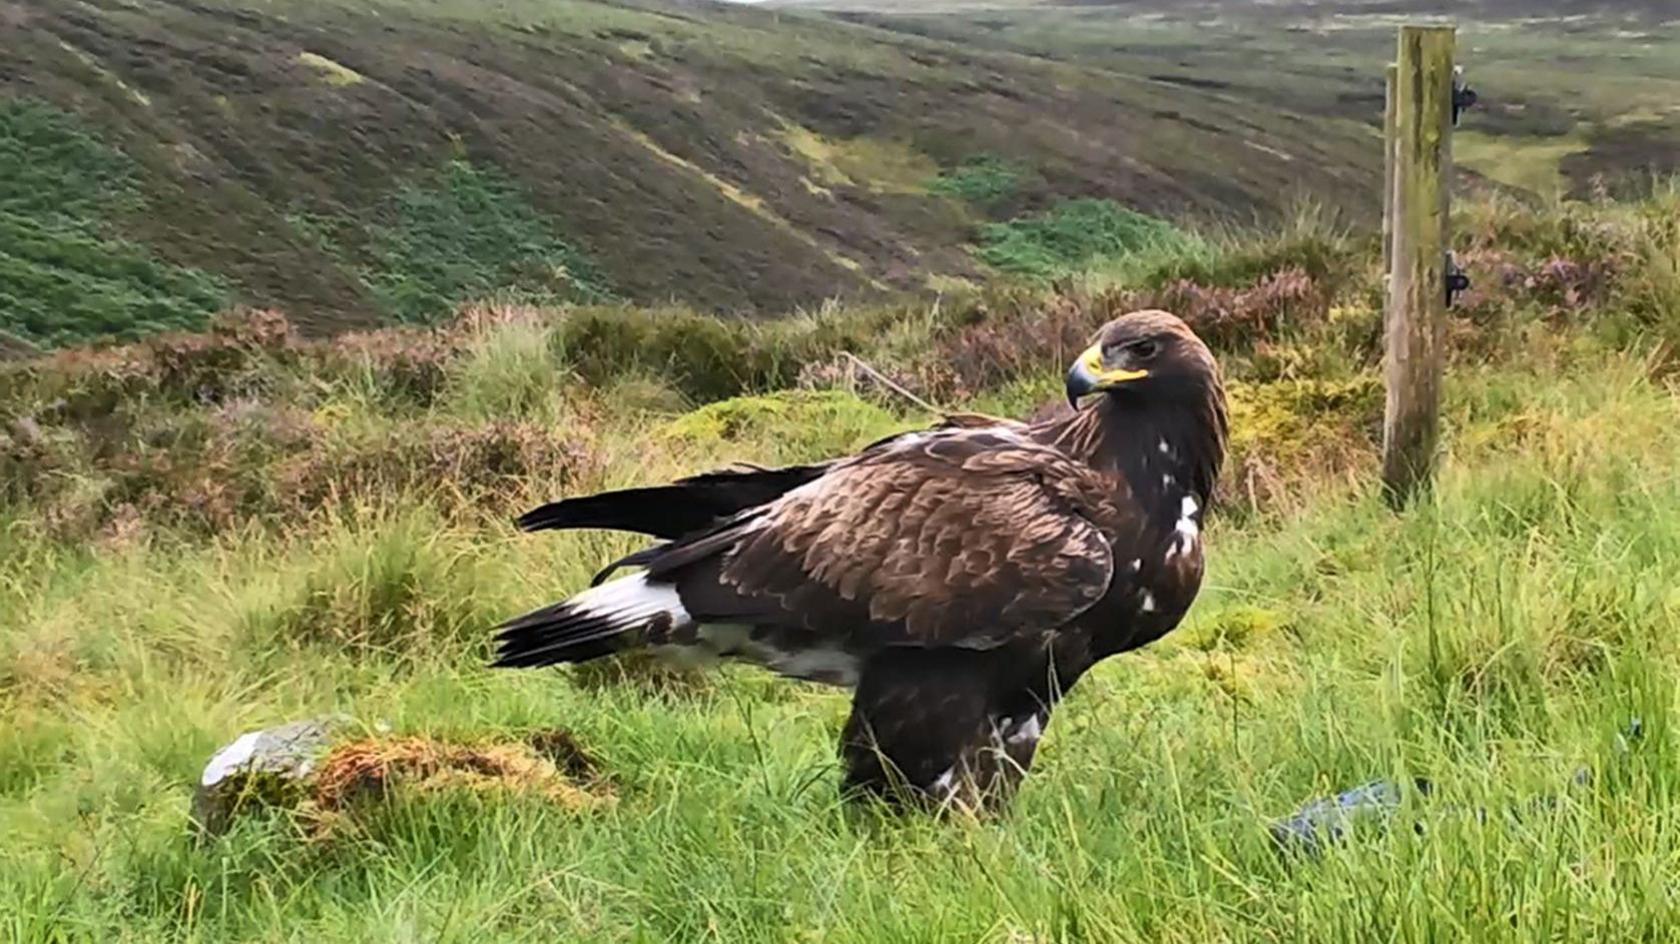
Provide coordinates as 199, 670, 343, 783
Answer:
0, 0, 1382, 347
808, 1, 1680, 199
3, 187, 1679, 939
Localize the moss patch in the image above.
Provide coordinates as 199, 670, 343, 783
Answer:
656, 389, 903, 462
779, 126, 939, 195
1226, 376, 1382, 460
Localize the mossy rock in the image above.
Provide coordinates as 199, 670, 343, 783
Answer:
194, 718, 612, 838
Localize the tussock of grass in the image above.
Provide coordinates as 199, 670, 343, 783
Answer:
237, 511, 489, 660
444, 307, 569, 421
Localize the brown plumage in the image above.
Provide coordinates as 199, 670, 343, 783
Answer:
494, 310, 1227, 809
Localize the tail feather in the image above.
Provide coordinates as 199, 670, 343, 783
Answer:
590, 545, 666, 587
516, 486, 702, 538
517, 465, 825, 539
492, 573, 692, 668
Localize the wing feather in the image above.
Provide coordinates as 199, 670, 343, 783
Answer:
651, 431, 1125, 650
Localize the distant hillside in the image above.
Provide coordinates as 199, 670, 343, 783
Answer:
794, 1, 1680, 202
0, 0, 1382, 346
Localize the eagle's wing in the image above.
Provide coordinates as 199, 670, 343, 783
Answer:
516, 462, 827, 538
654, 431, 1121, 650
517, 415, 1025, 540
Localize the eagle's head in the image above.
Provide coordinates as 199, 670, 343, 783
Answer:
1061, 309, 1228, 506
1063, 310, 1221, 408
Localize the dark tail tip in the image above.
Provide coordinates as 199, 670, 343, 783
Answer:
491, 603, 636, 669
516, 502, 574, 533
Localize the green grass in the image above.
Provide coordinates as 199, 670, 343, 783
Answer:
0, 99, 228, 346
4, 191, 1680, 941
1455, 131, 1591, 198
4, 345, 1680, 941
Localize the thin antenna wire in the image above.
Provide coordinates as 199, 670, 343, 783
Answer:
837, 351, 941, 414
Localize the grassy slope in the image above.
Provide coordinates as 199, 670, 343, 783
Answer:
1, 0, 1379, 343
3, 190, 1680, 940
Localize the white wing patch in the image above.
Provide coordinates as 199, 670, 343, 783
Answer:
1006, 714, 1043, 746
568, 572, 692, 626
1166, 495, 1201, 561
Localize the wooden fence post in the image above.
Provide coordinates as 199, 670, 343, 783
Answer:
1382, 63, 1398, 269
1381, 25, 1455, 508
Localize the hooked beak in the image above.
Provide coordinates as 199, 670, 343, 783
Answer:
1065, 344, 1148, 407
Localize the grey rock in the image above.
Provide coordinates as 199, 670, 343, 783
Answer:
192, 717, 345, 836
1269, 778, 1430, 858
1271, 717, 1643, 860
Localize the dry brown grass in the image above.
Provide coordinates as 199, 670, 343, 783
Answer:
311, 732, 612, 815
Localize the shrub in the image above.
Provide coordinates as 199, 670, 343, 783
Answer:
556, 305, 862, 403
935, 293, 1098, 397
10, 400, 593, 539
364, 160, 612, 324
320, 327, 457, 410
978, 199, 1188, 279
925, 267, 1332, 398
1145, 267, 1330, 348
557, 306, 757, 401
1221, 375, 1382, 513
0, 413, 84, 509
145, 309, 299, 404
6, 344, 154, 423
273, 420, 595, 521
928, 154, 1023, 209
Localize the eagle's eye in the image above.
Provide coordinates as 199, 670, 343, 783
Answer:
1128, 338, 1161, 360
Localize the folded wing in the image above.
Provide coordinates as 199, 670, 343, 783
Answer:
658, 432, 1119, 649
495, 427, 1120, 669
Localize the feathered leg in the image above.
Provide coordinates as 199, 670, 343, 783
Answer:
840, 649, 1053, 812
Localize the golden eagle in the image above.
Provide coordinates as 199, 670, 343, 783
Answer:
495, 311, 1227, 809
